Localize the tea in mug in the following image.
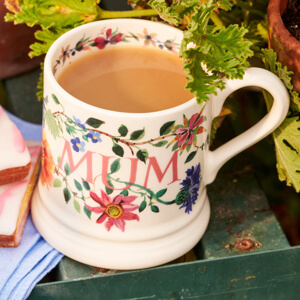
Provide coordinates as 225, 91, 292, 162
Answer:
57, 46, 193, 113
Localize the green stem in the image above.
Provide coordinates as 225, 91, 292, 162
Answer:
116, 179, 176, 205
97, 7, 158, 20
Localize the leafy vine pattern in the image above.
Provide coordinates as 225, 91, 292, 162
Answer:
42, 94, 209, 232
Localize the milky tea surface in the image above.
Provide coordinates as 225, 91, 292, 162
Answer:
57, 46, 193, 113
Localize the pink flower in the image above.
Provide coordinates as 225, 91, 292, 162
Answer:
94, 28, 123, 49
85, 190, 139, 232
175, 112, 205, 148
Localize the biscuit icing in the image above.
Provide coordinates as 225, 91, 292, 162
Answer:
0, 145, 41, 235
0, 106, 31, 171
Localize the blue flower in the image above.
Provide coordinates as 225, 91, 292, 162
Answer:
73, 116, 86, 129
177, 163, 201, 214
86, 131, 102, 143
71, 137, 86, 152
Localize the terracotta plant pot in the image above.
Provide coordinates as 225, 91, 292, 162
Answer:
268, 0, 300, 94
0, 1, 42, 79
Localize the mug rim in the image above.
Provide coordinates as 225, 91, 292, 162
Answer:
44, 18, 200, 118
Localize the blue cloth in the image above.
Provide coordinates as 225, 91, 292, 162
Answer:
0, 216, 63, 300
0, 110, 63, 299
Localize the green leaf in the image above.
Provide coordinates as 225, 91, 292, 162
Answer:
74, 179, 83, 191
82, 134, 88, 142
64, 163, 71, 176
152, 140, 169, 147
105, 177, 114, 195
110, 159, 121, 174
273, 116, 300, 192
130, 129, 145, 141
149, 0, 199, 26
45, 109, 60, 139
118, 124, 128, 137
181, 2, 252, 103
121, 189, 129, 196
160, 121, 175, 135
82, 179, 90, 191
105, 186, 114, 195
112, 143, 124, 157
151, 205, 159, 213
63, 187, 72, 203
139, 200, 147, 212
52, 94, 60, 105
85, 118, 105, 128
73, 199, 81, 213
261, 49, 300, 192
137, 149, 148, 163
185, 151, 197, 163
261, 49, 300, 113
156, 189, 167, 197
53, 178, 62, 187
84, 206, 92, 219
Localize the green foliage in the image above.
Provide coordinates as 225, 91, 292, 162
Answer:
261, 49, 300, 192
5, 0, 100, 57
149, 0, 253, 103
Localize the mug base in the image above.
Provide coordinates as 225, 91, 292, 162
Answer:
31, 185, 210, 270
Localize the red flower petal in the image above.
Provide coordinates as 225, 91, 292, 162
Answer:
94, 37, 107, 49
106, 28, 112, 39
121, 212, 140, 221
189, 113, 199, 129
110, 33, 123, 44
187, 132, 194, 145
113, 194, 123, 205
177, 131, 189, 146
105, 218, 114, 231
85, 203, 105, 214
175, 127, 187, 134
122, 195, 138, 203
101, 190, 112, 206
122, 203, 140, 212
114, 219, 126, 232
193, 115, 204, 128
96, 213, 107, 224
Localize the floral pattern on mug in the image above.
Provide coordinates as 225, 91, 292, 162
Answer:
42, 86, 209, 232
85, 190, 140, 232
176, 163, 201, 214
52, 27, 180, 74
41, 132, 55, 190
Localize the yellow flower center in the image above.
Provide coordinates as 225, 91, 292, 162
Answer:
77, 143, 81, 148
93, 136, 97, 140
106, 204, 123, 218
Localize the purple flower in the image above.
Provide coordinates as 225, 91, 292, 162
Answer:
73, 116, 86, 129
71, 137, 86, 152
86, 131, 102, 143
176, 163, 201, 214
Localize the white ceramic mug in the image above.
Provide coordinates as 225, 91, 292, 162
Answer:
32, 18, 289, 270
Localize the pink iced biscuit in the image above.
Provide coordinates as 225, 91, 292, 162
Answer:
0, 106, 31, 185
0, 145, 42, 247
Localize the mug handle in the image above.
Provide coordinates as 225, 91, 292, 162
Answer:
205, 67, 290, 185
